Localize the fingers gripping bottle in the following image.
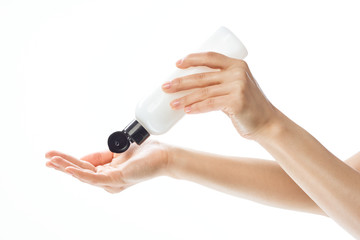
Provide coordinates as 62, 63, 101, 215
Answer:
108, 27, 248, 153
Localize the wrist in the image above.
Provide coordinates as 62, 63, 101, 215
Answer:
252, 108, 290, 143
163, 144, 184, 179
146, 141, 177, 178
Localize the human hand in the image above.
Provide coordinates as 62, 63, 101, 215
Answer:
162, 52, 279, 139
45, 140, 169, 193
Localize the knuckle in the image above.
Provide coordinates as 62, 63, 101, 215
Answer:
203, 51, 217, 61
204, 51, 216, 57
235, 59, 248, 69
172, 77, 182, 86
200, 87, 210, 97
197, 72, 207, 81
180, 95, 188, 105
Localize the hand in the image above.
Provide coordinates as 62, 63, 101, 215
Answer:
45, 140, 169, 193
162, 52, 279, 139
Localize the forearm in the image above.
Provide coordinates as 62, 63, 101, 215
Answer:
255, 109, 360, 238
166, 146, 325, 215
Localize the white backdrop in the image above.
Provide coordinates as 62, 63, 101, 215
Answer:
0, 0, 359, 239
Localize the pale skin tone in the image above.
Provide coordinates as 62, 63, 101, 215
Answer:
46, 52, 360, 238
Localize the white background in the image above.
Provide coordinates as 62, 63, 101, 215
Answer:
0, 0, 359, 239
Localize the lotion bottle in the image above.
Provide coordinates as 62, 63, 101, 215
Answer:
108, 27, 248, 153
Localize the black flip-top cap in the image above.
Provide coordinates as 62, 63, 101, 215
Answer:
108, 120, 150, 153
107, 131, 130, 153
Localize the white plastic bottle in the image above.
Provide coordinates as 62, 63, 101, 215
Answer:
108, 27, 248, 153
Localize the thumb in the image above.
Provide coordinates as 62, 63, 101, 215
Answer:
81, 151, 113, 166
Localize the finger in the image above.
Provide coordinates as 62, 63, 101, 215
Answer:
81, 151, 113, 167
46, 150, 95, 170
162, 71, 224, 93
46, 161, 58, 169
170, 84, 231, 110
50, 156, 91, 172
183, 95, 229, 114
65, 167, 110, 186
176, 52, 233, 70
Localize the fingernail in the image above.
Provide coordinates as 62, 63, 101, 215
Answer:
184, 106, 191, 113
170, 100, 180, 108
176, 58, 183, 65
162, 82, 171, 89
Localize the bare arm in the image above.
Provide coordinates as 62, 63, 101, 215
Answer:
167, 146, 360, 216
255, 111, 360, 238
167, 147, 324, 215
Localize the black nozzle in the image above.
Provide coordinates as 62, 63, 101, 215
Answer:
108, 131, 130, 153
108, 120, 150, 153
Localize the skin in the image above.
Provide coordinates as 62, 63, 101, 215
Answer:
46, 52, 360, 238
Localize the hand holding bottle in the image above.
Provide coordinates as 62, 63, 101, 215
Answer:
107, 27, 249, 153
45, 140, 169, 193
162, 52, 278, 139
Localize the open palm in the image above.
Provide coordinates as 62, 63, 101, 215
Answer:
45, 140, 169, 193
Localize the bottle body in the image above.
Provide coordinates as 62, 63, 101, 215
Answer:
135, 27, 248, 135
